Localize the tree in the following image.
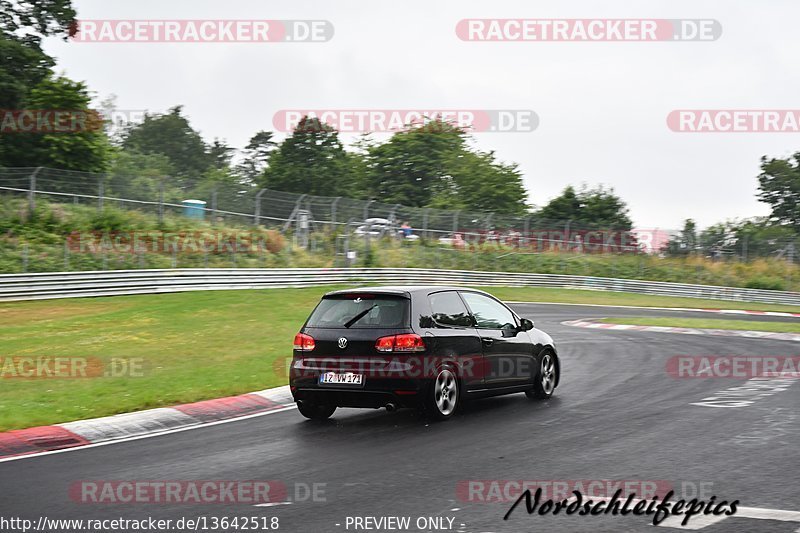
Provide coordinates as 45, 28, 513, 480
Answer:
121, 106, 212, 189
0, 0, 78, 111
537, 186, 581, 222
428, 150, 528, 215
699, 222, 731, 259
237, 130, 276, 183
0, 36, 53, 108
365, 120, 466, 207
260, 117, 357, 196
208, 139, 234, 170
1, 74, 110, 171
663, 219, 698, 256
107, 150, 177, 201
0, 0, 77, 44
361, 119, 528, 213
0, 0, 103, 169
538, 185, 632, 229
757, 153, 800, 231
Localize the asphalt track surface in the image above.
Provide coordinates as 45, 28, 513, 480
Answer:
1, 303, 799, 533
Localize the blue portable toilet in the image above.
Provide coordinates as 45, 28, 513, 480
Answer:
181, 199, 207, 220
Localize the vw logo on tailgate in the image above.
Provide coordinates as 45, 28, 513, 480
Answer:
337, 337, 348, 349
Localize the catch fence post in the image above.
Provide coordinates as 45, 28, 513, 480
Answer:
98, 176, 105, 213
331, 197, 341, 229
211, 188, 218, 225
523, 217, 530, 249
158, 179, 165, 224
254, 188, 267, 225
29, 167, 43, 212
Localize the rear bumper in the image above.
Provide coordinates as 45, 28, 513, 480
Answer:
292, 387, 421, 409
290, 364, 426, 408
288, 353, 469, 408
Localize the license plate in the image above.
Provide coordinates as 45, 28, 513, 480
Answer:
319, 372, 364, 386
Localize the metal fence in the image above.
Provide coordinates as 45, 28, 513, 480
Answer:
3, 166, 800, 261
2, 268, 799, 305
0, 166, 665, 252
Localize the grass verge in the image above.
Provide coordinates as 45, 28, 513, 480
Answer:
485, 287, 800, 313
2, 285, 800, 431
599, 316, 800, 334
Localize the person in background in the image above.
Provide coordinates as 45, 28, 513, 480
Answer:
401, 221, 413, 238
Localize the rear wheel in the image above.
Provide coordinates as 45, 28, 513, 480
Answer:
297, 401, 336, 420
423, 368, 460, 421
526, 351, 557, 400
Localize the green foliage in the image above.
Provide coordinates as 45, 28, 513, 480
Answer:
260, 117, 358, 196
663, 217, 798, 261
758, 153, 800, 231
88, 209, 133, 232
107, 150, 177, 200
0, 35, 53, 108
365, 120, 466, 207
0, 67, 110, 170
120, 106, 213, 189
733, 219, 796, 258
600, 316, 800, 333
2, 194, 799, 294
538, 185, 633, 229
3, 75, 111, 171
357, 119, 529, 214
0, 1, 104, 171
0, 287, 344, 430
0, 0, 77, 44
744, 276, 786, 291
429, 148, 527, 215
237, 130, 276, 183
0, 196, 293, 273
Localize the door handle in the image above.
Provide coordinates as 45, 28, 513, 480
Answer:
482, 338, 494, 346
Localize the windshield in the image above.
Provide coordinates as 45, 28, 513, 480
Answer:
306, 295, 409, 329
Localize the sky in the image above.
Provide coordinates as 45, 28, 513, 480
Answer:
42, 0, 800, 230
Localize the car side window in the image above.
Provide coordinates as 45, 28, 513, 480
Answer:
429, 291, 473, 328
460, 292, 517, 329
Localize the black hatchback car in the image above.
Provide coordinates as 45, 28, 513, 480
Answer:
289, 286, 559, 421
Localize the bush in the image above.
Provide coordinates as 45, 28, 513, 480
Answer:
2, 195, 800, 293
263, 230, 285, 254
745, 276, 786, 291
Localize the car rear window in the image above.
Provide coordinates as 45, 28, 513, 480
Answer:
305, 294, 409, 329
429, 291, 473, 327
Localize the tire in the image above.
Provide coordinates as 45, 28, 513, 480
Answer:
297, 401, 336, 420
526, 351, 558, 400
423, 367, 460, 421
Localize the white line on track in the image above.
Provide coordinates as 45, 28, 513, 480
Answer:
0, 405, 297, 465
561, 496, 800, 530
736, 506, 800, 522
658, 506, 800, 530
655, 512, 728, 529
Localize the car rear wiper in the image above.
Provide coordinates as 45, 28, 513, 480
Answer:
343, 305, 376, 328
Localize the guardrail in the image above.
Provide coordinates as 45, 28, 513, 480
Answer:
1, 268, 799, 305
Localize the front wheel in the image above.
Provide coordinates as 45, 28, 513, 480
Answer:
423, 368, 460, 421
526, 351, 557, 400
297, 401, 336, 420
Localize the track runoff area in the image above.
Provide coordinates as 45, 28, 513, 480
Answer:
0, 296, 798, 533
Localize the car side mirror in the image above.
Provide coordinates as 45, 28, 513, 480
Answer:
520, 318, 534, 331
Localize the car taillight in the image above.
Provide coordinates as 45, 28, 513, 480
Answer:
293, 333, 315, 351
375, 333, 425, 352
375, 336, 395, 352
